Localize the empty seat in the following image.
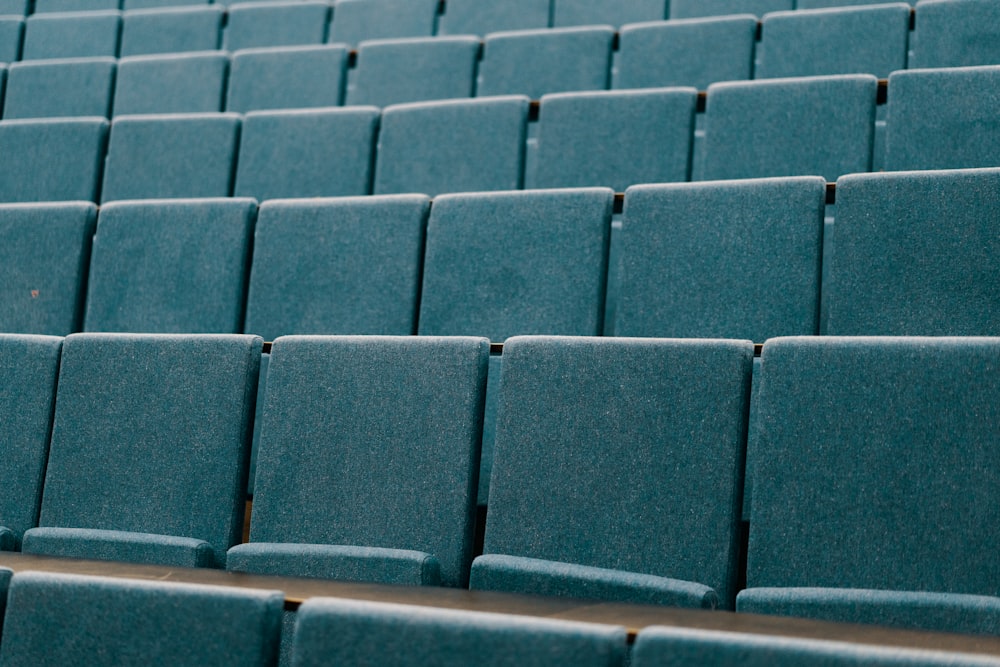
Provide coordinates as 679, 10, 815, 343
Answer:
798, 0, 915, 7
21, 10, 120, 60
0, 335, 62, 550
347, 36, 478, 107
120, 6, 222, 57
910, 0, 1000, 69
884, 65, 1000, 171
702, 74, 876, 181
101, 113, 239, 201
234, 107, 378, 200
438, 0, 550, 35
0, 572, 283, 667
21, 333, 262, 568
83, 198, 256, 334
477, 26, 614, 99
244, 196, 428, 340
0, 0, 26, 13
615, 177, 825, 340
670, 0, 792, 18
293, 598, 628, 667
227, 335, 488, 587
531, 88, 696, 191
374, 96, 528, 196
825, 168, 1000, 336
472, 336, 753, 608
0, 117, 109, 203
0, 203, 96, 334
227, 44, 347, 112
225, 1, 331, 52
740, 336, 1000, 635
113, 52, 228, 115
33, 0, 118, 10
4, 58, 116, 119
553, 0, 666, 28
0, 17, 22, 64
756, 4, 911, 79
328, 0, 438, 46
124, 0, 210, 7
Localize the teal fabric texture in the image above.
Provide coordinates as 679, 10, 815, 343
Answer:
552, 0, 666, 27
22, 527, 217, 568
119, 6, 222, 57
21, 10, 120, 60
437, 0, 550, 35
328, 0, 438, 46
224, 1, 330, 52
0, 17, 21, 63
670, 0, 792, 18
226, 45, 347, 112
0, 117, 108, 202
910, 0, 1000, 69
113, 51, 229, 115
5, 58, 116, 119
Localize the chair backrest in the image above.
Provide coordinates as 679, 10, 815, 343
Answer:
477, 26, 614, 99
798, 0, 915, 6
113, 52, 229, 115
346, 36, 479, 107
373, 96, 528, 196
224, 0, 330, 52
437, 0, 550, 35
0, 202, 96, 335
33, 0, 118, 10
702, 74, 876, 181
483, 336, 753, 608
614, 16, 757, 90
84, 198, 256, 334
0, 117, 109, 202
756, 4, 911, 79
748, 336, 1000, 597
0, 17, 22, 63
910, 0, 1000, 69
101, 112, 240, 201
0, 0, 23, 12
670, 0, 792, 18
120, 6, 223, 56
4, 57, 116, 119
124, 0, 211, 7
616, 177, 825, 341
418, 188, 612, 341
226, 44, 347, 112
233, 107, 378, 200
0, 572, 283, 667
825, 168, 1000, 336
531, 88, 696, 191
293, 598, 628, 667
884, 65, 1000, 171
244, 195, 428, 340
21, 10, 120, 60
37, 333, 262, 568
552, 0, 666, 28
0, 335, 62, 550
328, 0, 438, 46
250, 335, 489, 587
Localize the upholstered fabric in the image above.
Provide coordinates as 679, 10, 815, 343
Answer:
910, 0, 1000, 69
826, 168, 1000, 336
125, 0, 210, 7
738, 588, 1000, 637
33, 0, 118, 10
244, 195, 428, 340
22, 528, 217, 568
437, 0, 550, 35
0, 117, 109, 202
476, 353, 502, 505
0, 203, 96, 334
346, 36, 479, 107
552, 0, 666, 27
631, 626, 1000, 666
21, 10, 120, 60
703, 74, 876, 181
113, 51, 228, 115
234, 107, 378, 199
226, 44, 347, 112
293, 598, 628, 667
225, 1, 329, 51
757, 4, 911, 79
0, 17, 21, 63
747, 337, 1000, 627
5, 58, 116, 119
248, 335, 488, 587
34, 333, 262, 568
101, 113, 240, 201
0, 572, 283, 667
884, 66, 1000, 171
84, 198, 256, 333
480, 336, 753, 608
0, 335, 61, 549
798, 0, 916, 7
478, 27, 614, 99
616, 177, 825, 341
670, 0, 792, 18
328, 0, 438, 46
0, 0, 23, 13
417, 188, 612, 341
615, 16, 757, 90
119, 6, 222, 56
471, 555, 719, 608
374, 96, 528, 196
532, 88, 696, 191
227, 542, 442, 586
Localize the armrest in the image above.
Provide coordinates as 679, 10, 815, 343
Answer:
226, 543, 441, 586
470, 554, 718, 609
0, 527, 15, 552
22, 527, 216, 568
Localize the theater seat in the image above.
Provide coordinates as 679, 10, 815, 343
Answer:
0, 16, 21, 63
225, 0, 330, 52
112, 51, 229, 115
4, 57, 116, 119
328, 0, 438, 46
437, 0, 550, 35
21, 10, 120, 60
552, 0, 666, 28
226, 45, 347, 112
33, 0, 118, 10
120, 5, 222, 57
670, 0, 791, 18
910, 0, 1000, 69
0, 117, 108, 202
